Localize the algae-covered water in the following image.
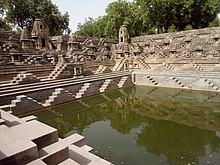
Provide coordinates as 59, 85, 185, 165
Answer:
30, 86, 220, 165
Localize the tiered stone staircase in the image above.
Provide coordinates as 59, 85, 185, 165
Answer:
75, 83, 91, 99
10, 72, 40, 85
22, 55, 37, 65
95, 65, 107, 74
112, 58, 126, 71
137, 59, 151, 69
98, 38, 105, 45
43, 88, 74, 107
117, 76, 128, 88
146, 76, 158, 85
193, 64, 203, 71
204, 79, 219, 91
47, 63, 67, 80
43, 88, 63, 107
163, 63, 174, 70
171, 77, 185, 88
99, 79, 112, 92
0, 95, 44, 115
160, 77, 186, 88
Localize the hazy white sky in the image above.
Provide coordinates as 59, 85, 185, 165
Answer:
51, 0, 133, 32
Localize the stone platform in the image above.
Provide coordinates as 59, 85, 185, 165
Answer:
0, 110, 112, 165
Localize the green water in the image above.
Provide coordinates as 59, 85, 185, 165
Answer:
30, 86, 220, 165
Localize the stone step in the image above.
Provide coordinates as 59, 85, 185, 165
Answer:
39, 134, 85, 165
43, 88, 64, 106
117, 76, 128, 88
100, 79, 112, 92
1, 120, 58, 149
26, 159, 47, 165
0, 119, 5, 125
21, 115, 38, 122
58, 158, 80, 165
69, 145, 111, 165
75, 83, 91, 98
80, 145, 93, 152
0, 136, 38, 165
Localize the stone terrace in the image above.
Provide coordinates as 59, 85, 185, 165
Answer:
0, 110, 112, 165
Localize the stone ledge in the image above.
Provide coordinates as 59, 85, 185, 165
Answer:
0, 135, 38, 164
26, 159, 47, 165
58, 158, 80, 165
38, 133, 85, 164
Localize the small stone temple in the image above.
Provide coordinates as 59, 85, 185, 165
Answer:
31, 18, 49, 50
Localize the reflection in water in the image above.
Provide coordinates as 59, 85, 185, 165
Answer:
30, 86, 220, 165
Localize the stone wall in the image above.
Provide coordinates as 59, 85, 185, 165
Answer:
131, 27, 220, 64
133, 69, 220, 92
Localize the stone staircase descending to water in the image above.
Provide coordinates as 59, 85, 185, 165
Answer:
193, 64, 203, 71
75, 83, 91, 99
10, 72, 40, 85
0, 95, 44, 114
137, 58, 151, 69
163, 63, 175, 70
94, 65, 107, 74
43, 88, 74, 107
47, 63, 68, 80
146, 76, 158, 86
204, 79, 219, 91
170, 77, 185, 88
117, 76, 129, 88
99, 79, 112, 93
23, 55, 37, 65
112, 58, 126, 71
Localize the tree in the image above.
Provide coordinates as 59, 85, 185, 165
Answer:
104, 0, 135, 38
75, 0, 220, 38
3, 0, 71, 35
190, 0, 220, 29
76, 17, 97, 37
0, 18, 11, 30
136, 0, 220, 32
76, 0, 143, 38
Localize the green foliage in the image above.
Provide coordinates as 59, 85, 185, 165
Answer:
209, 16, 220, 27
77, 0, 220, 38
0, 18, 11, 30
76, 17, 98, 37
3, 0, 70, 35
190, 0, 220, 29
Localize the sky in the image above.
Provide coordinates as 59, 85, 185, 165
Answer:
51, 0, 133, 32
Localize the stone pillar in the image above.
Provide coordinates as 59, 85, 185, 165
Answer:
11, 55, 14, 63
